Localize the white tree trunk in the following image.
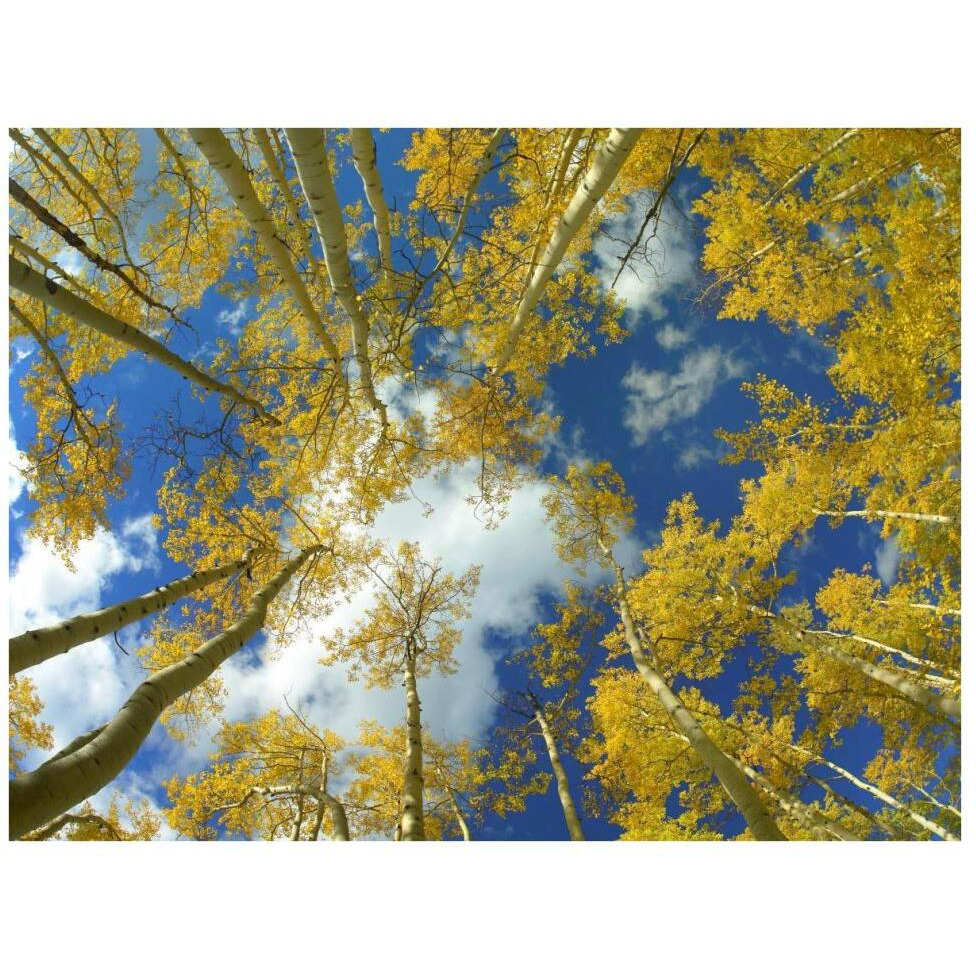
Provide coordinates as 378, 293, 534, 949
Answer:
493, 128, 642, 372
283, 128, 388, 426
533, 702, 586, 841
9, 255, 279, 425
791, 746, 959, 842
813, 507, 958, 525
398, 649, 425, 841
187, 128, 345, 378
31, 127, 136, 268
348, 128, 395, 298
602, 546, 787, 841
10, 552, 254, 675
8, 546, 322, 839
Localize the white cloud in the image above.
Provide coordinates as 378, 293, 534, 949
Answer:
592, 193, 698, 324
8, 417, 27, 506
214, 463, 643, 753
655, 323, 692, 350
874, 535, 902, 587
216, 299, 249, 333
674, 439, 724, 471
621, 346, 748, 445
8, 516, 161, 755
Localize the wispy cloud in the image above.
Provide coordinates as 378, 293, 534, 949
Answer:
216, 299, 249, 334
621, 346, 748, 446
874, 535, 902, 587
592, 193, 698, 324
655, 323, 693, 350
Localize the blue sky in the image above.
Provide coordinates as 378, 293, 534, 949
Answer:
7, 128, 941, 840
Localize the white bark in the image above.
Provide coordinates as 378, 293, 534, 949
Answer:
421, 128, 506, 288
533, 701, 586, 841
284, 128, 388, 425
744, 603, 961, 720
10, 551, 255, 676
31, 127, 136, 268
349, 128, 395, 298
493, 128, 642, 372
9, 176, 180, 324
813, 507, 958, 526
9, 546, 322, 839
398, 648, 426, 841
9, 255, 279, 425
187, 128, 345, 378
801, 629, 959, 682
764, 129, 861, 209
791, 746, 959, 842
878, 599, 960, 618
601, 543, 787, 841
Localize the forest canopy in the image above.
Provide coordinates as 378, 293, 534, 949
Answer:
7, 126, 961, 842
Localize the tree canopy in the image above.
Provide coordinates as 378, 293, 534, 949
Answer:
8, 126, 960, 843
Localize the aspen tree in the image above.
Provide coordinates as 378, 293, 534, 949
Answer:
320, 543, 479, 841
9, 551, 256, 675
9, 255, 280, 424
543, 462, 787, 841
9, 546, 323, 838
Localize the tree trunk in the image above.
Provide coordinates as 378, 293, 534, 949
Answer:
9, 255, 279, 425
493, 127, 642, 372
348, 128, 395, 298
398, 648, 426, 841
8, 546, 322, 839
532, 701, 586, 841
283, 128, 388, 426
790, 746, 958, 842
877, 599, 960, 618
801, 628, 959, 681
813, 507, 958, 526
31, 127, 137, 268
10, 552, 254, 676
9, 177, 182, 324
187, 128, 345, 378
602, 546, 787, 841
742, 602, 961, 720
796, 624, 960, 720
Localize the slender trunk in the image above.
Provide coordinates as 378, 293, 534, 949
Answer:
911, 785, 961, 820
745, 603, 961, 720
790, 746, 959, 842
796, 625, 960, 720
322, 792, 350, 841
9, 255, 279, 425
31, 127, 136, 268
494, 127, 642, 372
9, 300, 96, 449
10, 551, 254, 676
9, 546, 322, 839
289, 798, 305, 841
22, 812, 122, 841
801, 628, 959, 681
398, 648, 425, 841
9, 177, 183, 324
419, 128, 506, 291
601, 544, 786, 841
764, 129, 860, 208
9, 235, 93, 299
283, 128, 388, 426
733, 755, 857, 841
532, 701, 586, 841
813, 507, 958, 526
253, 129, 324, 287
348, 128, 395, 298
187, 128, 345, 379
878, 599, 960, 618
